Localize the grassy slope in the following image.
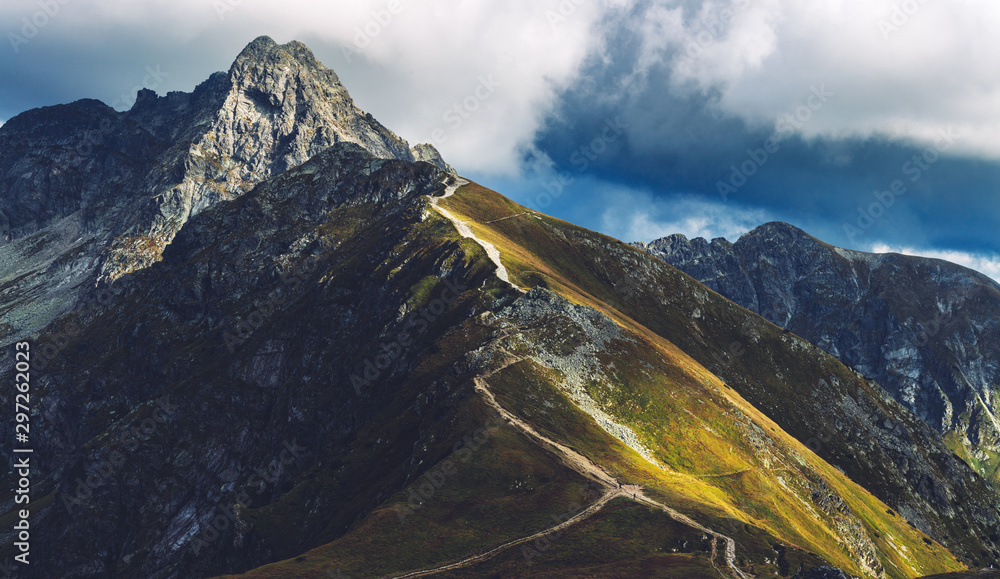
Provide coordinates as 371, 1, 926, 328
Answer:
214, 406, 618, 578
220, 183, 966, 578
206, 202, 718, 578
944, 431, 1000, 488
436, 181, 965, 577
485, 330, 955, 577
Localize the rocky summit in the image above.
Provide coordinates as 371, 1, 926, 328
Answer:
635, 223, 1000, 486
0, 36, 450, 347
1, 37, 999, 579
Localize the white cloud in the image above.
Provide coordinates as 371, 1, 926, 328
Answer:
599, 186, 771, 242
628, 0, 1000, 159
5, 0, 1000, 174
871, 243, 1000, 283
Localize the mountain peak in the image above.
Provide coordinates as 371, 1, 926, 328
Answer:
638, 222, 812, 253
99, 37, 421, 279
735, 221, 826, 254
741, 221, 810, 241
243, 34, 278, 51
232, 36, 328, 78
0, 35, 445, 294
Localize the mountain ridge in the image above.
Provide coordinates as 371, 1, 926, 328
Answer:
635, 222, 1000, 487
0, 35, 451, 347
2, 37, 998, 579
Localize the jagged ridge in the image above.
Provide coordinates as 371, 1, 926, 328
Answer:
0, 36, 451, 347
635, 223, 1000, 486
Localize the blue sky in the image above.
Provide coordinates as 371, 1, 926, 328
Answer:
2, 0, 999, 279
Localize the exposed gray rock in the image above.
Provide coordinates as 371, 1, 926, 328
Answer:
636, 222, 1000, 476
0, 141, 482, 578
0, 36, 451, 345
411, 143, 456, 174
594, 225, 1000, 566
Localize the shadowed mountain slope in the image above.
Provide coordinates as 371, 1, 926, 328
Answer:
635, 224, 1000, 487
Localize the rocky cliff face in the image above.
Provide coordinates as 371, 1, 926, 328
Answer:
0, 36, 449, 346
3, 143, 484, 578
635, 222, 1000, 482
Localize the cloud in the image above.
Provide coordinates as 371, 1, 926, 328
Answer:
532, 1, 1000, 257
624, 0, 1000, 159
871, 244, 1000, 284
598, 186, 772, 242
5, 0, 1000, 170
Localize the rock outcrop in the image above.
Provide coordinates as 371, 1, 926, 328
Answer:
0, 36, 448, 345
635, 222, 1000, 481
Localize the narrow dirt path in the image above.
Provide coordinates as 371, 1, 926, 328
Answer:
407, 185, 749, 578
393, 489, 622, 579
485, 211, 532, 224
475, 373, 749, 579
475, 377, 620, 489
630, 490, 748, 579
429, 178, 523, 292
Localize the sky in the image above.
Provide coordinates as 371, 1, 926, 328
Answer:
2, 0, 999, 281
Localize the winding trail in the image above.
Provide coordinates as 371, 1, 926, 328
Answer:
404, 180, 748, 578
429, 178, 523, 292
475, 367, 749, 579
393, 490, 622, 579
390, 355, 749, 578
485, 211, 533, 224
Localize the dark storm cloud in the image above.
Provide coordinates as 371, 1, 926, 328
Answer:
530, 4, 1000, 255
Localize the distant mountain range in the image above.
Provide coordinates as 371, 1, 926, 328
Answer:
635, 223, 1000, 488
1, 36, 998, 579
